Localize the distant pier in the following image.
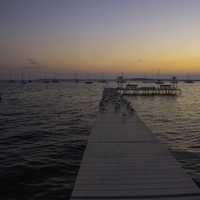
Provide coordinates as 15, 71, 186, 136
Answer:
118, 84, 181, 96
71, 88, 199, 200
117, 76, 181, 96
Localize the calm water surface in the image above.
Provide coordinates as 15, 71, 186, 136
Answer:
0, 82, 200, 199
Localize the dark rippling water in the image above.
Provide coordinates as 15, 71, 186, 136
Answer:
0, 82, 102, 200
1, 81, 200, 199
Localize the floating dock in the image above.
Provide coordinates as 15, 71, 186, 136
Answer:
71, 88, 200, 200
118, 84, 181, 96
116, 76, 181, 96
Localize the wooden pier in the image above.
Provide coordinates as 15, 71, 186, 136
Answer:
118, 84, 181, 96
71, 88, 200, 200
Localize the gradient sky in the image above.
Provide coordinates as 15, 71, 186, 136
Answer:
1, 0, 200, 77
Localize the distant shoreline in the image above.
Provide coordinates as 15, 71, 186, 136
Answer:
0, 78, 200, 83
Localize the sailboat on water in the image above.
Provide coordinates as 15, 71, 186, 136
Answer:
184, 74, 194, 83
52, 73, 59, 83
98, 73, 107, 83
85, 80, 93, 84
155, 69, 164, 84
85, 74, 94, 84
73, 73, 80, 83
20, 73, 27, 84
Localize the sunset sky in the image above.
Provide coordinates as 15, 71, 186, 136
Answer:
1, 0, 200, 78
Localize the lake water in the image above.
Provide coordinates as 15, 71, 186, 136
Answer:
1, 82, 200, 199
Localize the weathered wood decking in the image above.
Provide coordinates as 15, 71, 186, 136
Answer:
71, 88, 200, 200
